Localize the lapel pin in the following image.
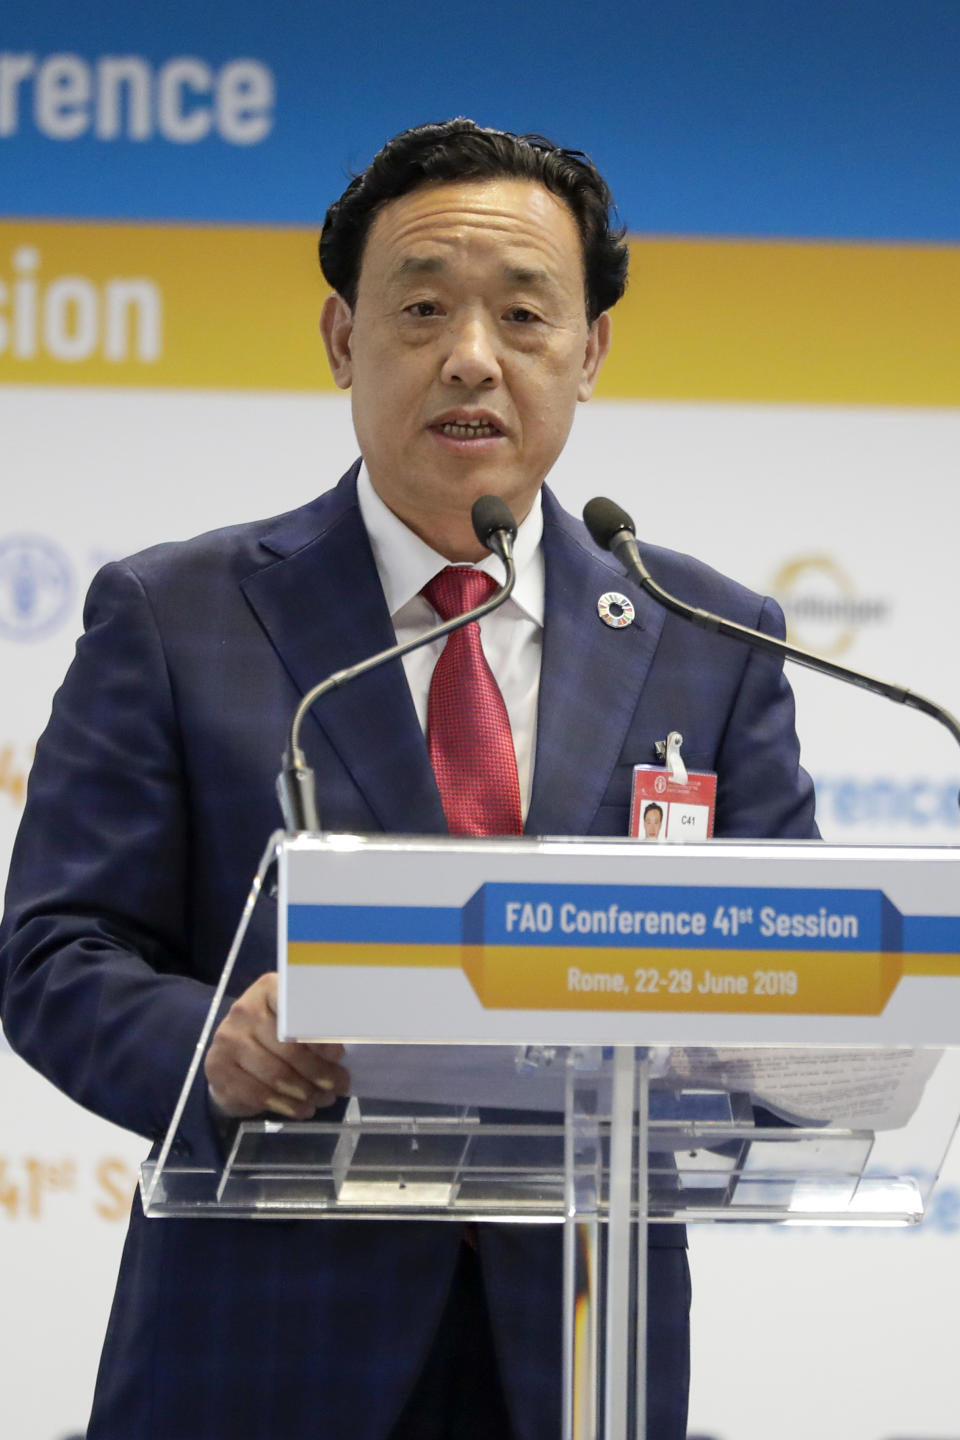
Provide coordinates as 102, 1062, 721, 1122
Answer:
597, 591, 635, 629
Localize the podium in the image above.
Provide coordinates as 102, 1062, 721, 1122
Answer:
142, 833, 960, 1440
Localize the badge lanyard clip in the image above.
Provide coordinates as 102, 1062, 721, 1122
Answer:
661, 730, 688, 786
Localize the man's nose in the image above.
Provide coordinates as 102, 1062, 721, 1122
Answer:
440, 317, 502, 388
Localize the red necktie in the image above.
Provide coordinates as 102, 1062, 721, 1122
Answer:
422, 567, 524, 837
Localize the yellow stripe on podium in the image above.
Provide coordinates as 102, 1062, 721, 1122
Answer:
460, 945, 903, 1014
282, 940, 960, 1017
901, 954, 960, 977
287, 941, 459, 969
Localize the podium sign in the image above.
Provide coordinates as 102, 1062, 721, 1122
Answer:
279, 834, 960, 1045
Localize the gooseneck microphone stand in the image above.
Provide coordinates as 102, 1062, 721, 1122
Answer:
583, 496, 960, 778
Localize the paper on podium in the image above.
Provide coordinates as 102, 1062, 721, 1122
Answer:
343, 1043, 942, 1130
663, 1046, 943, 1130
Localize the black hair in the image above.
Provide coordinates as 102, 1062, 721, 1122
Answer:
320, 118, 628, 323
644, 803, 664, 819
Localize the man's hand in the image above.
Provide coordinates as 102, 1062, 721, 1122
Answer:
204, 973, 350, 1119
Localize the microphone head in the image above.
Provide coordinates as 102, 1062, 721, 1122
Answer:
472, 495, 518, 549
583, 497, 636, 552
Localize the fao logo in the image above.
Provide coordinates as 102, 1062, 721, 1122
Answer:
0, 535, 73, 641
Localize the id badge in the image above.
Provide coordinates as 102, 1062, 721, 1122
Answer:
629, 731, 717, 842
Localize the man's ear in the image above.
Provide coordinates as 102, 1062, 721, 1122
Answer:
577, 311, 612, 402
320, 293, 354, 390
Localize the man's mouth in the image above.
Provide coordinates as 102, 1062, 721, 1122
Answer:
431, 417, 503, 439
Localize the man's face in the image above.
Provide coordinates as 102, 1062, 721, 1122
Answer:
321, 178, 611, 559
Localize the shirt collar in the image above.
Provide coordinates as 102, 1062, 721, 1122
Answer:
357, 462, 545, 626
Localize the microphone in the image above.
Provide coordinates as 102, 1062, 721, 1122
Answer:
277, 495, 519, 832
471, 494, 517, 568
583, 495, 960, 767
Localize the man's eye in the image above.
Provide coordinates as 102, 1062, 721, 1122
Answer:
506, 307, 538, 323
407, 301, 439, 318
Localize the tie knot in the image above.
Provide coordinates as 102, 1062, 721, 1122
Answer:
422, 567, 497, 622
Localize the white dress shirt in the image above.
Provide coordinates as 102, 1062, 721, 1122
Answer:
357, 464, 545, 818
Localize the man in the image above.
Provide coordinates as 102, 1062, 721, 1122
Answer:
0, 120, 816, 1439
643, 801, 665, 839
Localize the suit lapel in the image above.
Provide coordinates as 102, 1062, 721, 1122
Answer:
526, 491, 667, 837
241, 466, 446, 834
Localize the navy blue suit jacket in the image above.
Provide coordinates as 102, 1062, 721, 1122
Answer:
0, 464, 816, 1439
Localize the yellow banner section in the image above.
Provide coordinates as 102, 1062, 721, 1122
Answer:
604, 237, 960, 408
901, 954, 960, 976
289, 940, 960, 1015
461, 945, 904, 1015
0, 218, 330, 391
0, 219, 957, 405
287, 941, 458, 970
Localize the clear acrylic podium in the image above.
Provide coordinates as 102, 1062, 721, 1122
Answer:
141, 833, 960, 1440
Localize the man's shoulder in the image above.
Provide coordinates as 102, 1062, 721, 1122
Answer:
111, 464, 362, 593
640, 538, 774, 628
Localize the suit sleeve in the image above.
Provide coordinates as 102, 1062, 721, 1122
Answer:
713, 594, 818, 839
0, 560, 227, 1155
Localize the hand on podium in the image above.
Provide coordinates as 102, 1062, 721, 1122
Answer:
204, 972, 350, 1120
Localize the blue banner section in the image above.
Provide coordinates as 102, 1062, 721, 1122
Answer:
463, 884, 902, 952
287, 895, 960, 955
287, 904, 459, 945
902, 915, 960, 953
1, 0, 958, 239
